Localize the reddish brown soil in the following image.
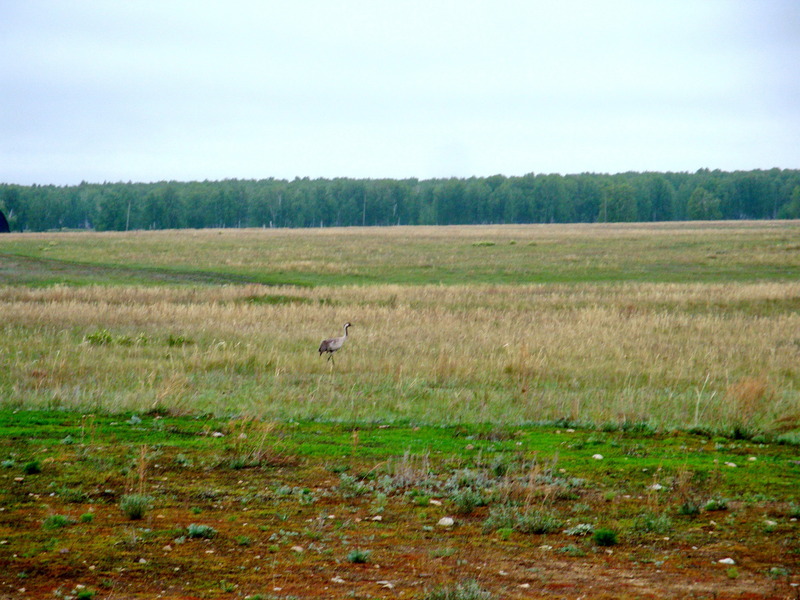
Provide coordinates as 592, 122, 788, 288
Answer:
1, 455, 797, 600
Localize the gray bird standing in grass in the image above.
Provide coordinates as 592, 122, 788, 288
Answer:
319, 322, 351, 364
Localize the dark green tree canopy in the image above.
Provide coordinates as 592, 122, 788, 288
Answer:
2, 169, 798, 232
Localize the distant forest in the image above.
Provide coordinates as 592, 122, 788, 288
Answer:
2, 169, 800, 232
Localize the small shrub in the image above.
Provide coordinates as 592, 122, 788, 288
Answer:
559, 543, 587, 557
346, 548, 371, 563
23, 460, 41, 475
515, 510, 563, 534
42, 514, 72, 530
768, 566, 790, 580
174, 454, 192, 467
59, 487, 89, 504
424, 579, 494, 600
451, 488, 485, 515
496, 527, 513, 540
187, 523, 218, 539
633, 511, 672, 534
704, 497, 729, 512
120, 494, 152, 520
337, 473, 371, 498
235, 535, 252, 546
678, 501, 701, 516
593, 528, 618, 546
482, 505, 562, 534
564, 523, 594, 536
79, 513, 95, 523
482, 505, 516, 533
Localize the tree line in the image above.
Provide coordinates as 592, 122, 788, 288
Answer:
2, 169, 799, 232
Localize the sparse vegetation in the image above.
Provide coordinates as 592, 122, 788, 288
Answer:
0, 410, 797, 598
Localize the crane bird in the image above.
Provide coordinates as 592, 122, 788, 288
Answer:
319, 322, 351, 364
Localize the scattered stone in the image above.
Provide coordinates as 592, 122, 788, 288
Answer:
592, 454, 603, 460
724, 462, 737, 468
748, 456, 757, 462
437, 517, 455, 528
332, 576, 346, 584
291, 545, 304, 553
648, 483, 663, 491
211, 431, 224, 438
370, 515, 383, 521
377, 581, 394, 589
429, 499, 443, 506
718, 558, 735, 565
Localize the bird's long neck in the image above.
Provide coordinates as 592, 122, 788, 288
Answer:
343, 324, 349, 337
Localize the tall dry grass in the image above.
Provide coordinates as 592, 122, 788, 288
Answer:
1, 282, 798, 436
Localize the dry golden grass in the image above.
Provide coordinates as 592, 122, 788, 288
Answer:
2, 281, 798, 434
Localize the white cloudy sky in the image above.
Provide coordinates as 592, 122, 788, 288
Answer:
1, 0, 798, 185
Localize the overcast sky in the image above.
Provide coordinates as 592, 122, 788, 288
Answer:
1, 1, 798, 185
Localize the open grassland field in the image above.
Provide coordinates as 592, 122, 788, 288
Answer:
2, 221, 800, 287
0, 222, 799, 598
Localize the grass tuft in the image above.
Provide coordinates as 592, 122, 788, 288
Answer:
423, 580, 494, 600
593, 528, 618, 546
119, 494, 152, 520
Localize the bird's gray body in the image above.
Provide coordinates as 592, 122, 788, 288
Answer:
319, 322, 351, 362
